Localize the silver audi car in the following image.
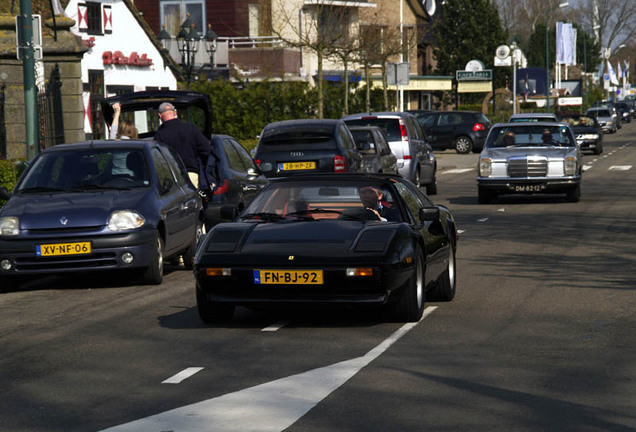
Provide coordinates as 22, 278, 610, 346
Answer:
477, 122, 582, 203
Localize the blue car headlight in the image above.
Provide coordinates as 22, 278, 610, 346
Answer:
107, 210, 145, 231
0, 217, 19, 235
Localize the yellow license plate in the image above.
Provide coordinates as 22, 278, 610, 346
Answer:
36, 242, 92, 257
254, 269, 323, 285
280, 161, 316, 171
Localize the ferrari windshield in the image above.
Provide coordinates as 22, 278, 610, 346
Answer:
241, 179, 401, 222
18, 149, 150, 191
485, 124, 575, 148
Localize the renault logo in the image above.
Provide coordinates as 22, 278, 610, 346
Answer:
59, 217, 68, 226
288, 255, 295, 261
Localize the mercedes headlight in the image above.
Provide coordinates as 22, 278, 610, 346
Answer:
564, 157, 577, 176
107, 210, 145, 231
479, 158, 492, 177
0, 217, 19, 236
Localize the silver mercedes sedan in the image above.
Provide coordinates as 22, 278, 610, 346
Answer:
477, 122, 582, 203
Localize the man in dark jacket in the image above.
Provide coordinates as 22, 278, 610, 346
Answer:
154, 102, 211, 188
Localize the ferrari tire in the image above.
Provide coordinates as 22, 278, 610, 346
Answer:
391, 247, 425, 322
197, 287, 235, 323
566, 184, 581, 203
141, 233, 164, 285
427, 243, 456, 302
181, 219, 203, 270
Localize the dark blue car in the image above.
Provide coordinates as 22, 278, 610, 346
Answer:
0, 140, 203, 291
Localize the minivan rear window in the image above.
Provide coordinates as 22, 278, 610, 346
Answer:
345, 119, 401, 141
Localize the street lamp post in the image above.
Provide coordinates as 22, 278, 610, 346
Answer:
545, 2, 569, 114
204, 24, 218, 69
177, 18, 201, 90
512, 41, 518, 115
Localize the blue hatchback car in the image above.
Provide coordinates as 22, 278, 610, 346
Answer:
0, 140, 203, 291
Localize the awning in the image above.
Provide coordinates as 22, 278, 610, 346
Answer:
314, 70, 363, 83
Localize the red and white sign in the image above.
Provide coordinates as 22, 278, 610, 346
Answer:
103, 51, 153, 67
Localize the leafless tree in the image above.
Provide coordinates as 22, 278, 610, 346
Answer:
493, 0, 573, 45
269, 0, 354, 118
571, 0, 636, 50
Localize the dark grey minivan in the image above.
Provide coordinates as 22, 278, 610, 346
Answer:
253, 119, 364, 177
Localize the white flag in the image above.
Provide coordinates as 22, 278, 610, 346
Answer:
607, 61, 620, 85
617, 61, 623, 80
556, 22, 576, 66
623, 60, 629, 78
51, 0, 65, 15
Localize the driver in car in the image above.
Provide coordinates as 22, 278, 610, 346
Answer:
359, 186, 400, 222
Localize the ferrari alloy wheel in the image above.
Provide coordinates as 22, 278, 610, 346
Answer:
142, 233, 164, 285
428, 242, 456, 301
182, 219, 203, 270
454, 136, 473, 154
391, 247, 425, 322
197, 287, 235, 323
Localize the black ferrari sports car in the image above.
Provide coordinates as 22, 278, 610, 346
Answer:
193, 173, 458, 323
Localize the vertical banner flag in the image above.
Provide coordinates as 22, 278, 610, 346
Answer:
607, 61, 620, 86
556, 22, 576, 66
623, 60, 629, 79
617, 61, 623, 81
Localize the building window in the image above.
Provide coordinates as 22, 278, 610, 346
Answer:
86, 1, 103, 35
87, 70, 105, 139
318, 7, 351, 44
160, 0, 205, 36
249, 4, 261, 37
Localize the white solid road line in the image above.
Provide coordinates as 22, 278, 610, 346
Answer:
162, 367, 205, 385
99, 307, 438, 432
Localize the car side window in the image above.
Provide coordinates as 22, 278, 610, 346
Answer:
161, 147, 188, 187
151, 148, 177, 195
406, 117, 420, 140
223, 138, 247, 172
418, 115, 436, 128
231, 139, 258, 172
393, 182, 423, 224
339, 125, 356, 149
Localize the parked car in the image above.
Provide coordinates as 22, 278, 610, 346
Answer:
194, 173, 458, 323
0, 141, 203, 291
347, 125, 399, 176
410, 110, 491, 154
102, 91, 268, 228
201, 135, 269, 229
508, 113, 561, 123
253, 119, 364, 178
586, 107, 618, 134
477, 122, 582, 203
560, 114, 603, 154
342, 112, 437, 193
614, 102, 632, 123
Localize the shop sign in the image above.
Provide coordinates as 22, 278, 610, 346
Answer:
103, 51, 153, 67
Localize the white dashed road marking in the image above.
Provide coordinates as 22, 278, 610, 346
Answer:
162, 367, 205, 384
583, 165, 593, 171
477, 218, 489, 222
262, 321, 291, 332
442, 168, 474, 174
608, 166, 632, 171
100, 307, 438, 432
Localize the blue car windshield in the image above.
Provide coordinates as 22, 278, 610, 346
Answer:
486, 125, 575, 148
18, 149, 150, 191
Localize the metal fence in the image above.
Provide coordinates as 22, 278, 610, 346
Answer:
37, 64, 65, 150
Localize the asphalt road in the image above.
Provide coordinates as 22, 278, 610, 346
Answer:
1, 122, 635, 432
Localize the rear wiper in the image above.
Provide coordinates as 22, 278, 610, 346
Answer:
241, 212, 285, 221
18, 186, 71, 193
